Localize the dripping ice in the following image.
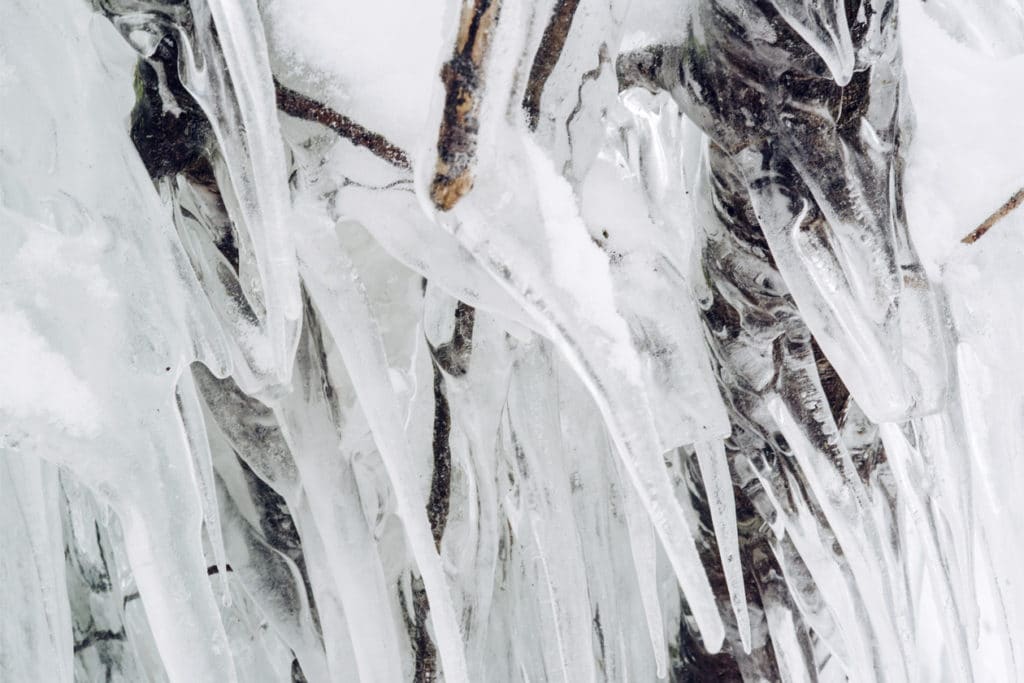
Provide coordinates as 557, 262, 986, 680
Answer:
2, 0, 1024, 681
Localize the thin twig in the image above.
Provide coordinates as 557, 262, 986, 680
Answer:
430, 0, 503, 211
961, 187, 1024, 244
522, 0, 582, 131
274, 80, 410, 169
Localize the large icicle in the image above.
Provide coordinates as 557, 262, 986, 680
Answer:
0, 456, 73, 683
182, 0, 301, 380
294, 210, 469, 681
618, 463, 670, 678
694, 440, 751, 653
428, 128, 725, 649
271, 306, 406, 683
176, 369, 230, 600
1, 2, 237, 679
506, 341, 599, 681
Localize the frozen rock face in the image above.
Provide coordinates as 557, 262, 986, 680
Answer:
1, 0, 1022, 681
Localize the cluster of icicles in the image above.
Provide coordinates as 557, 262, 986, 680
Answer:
2, 0, 1022, 681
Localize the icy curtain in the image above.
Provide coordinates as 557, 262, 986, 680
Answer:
2, 0, 1024, 681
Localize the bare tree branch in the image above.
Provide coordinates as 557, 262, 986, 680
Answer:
522, 0, 582, 131
430, 0, 502, 212
274, 80, 410, 169
962, 187, 1024, 244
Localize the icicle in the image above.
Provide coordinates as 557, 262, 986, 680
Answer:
271, 334, 406, 683
115, 473, 238, 682
178, 0, 301, 383
751, 542, 818, 683
556, 352, 659, 682
694, 440, 751, 653
177, 368, 230, 603
288, 499, 362, 683
294, 210, 469, 682
767, 0, 855, 84
214, 474, 330, 683
329, 181, 536, 332
618, 466, 669, 678
879, 422, 973, 681
415, 44, 730, 634
769, 396, 910, 680
507, 342, 598, 682
421, 288, 508, 682
170, 175, 275, 392
198, 299, 402, 682
0, 456, 73, 683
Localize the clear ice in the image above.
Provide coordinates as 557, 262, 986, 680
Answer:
1, 0, 1023, 680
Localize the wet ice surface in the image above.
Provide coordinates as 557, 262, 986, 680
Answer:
2, 0, 1023, 681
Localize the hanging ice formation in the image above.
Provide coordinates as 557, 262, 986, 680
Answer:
2, 0, 1024, 679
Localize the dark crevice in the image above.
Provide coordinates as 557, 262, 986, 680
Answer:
74, 629, 126, 655
129, 34, 214, 184
810, 336, 850, 425
593, 606, 606, 668
122, 591, 140, 609
291, 658, 309, 683
238, 456, 322, 635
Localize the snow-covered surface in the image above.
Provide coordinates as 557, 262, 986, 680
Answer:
262, 0, 448, 151
903, 0, 1024, 269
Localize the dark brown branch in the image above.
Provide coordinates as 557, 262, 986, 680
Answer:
407, 576, 437, 683
425, 302, 475, 550
522, 0, 582, 131
427, 362, 452, 552
430, 302, 476, 377
274, 80, 410, 169
430, 0, 503, 211
962, 187, 1024, 244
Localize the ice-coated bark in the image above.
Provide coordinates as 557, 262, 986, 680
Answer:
618, 0, 953, 425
